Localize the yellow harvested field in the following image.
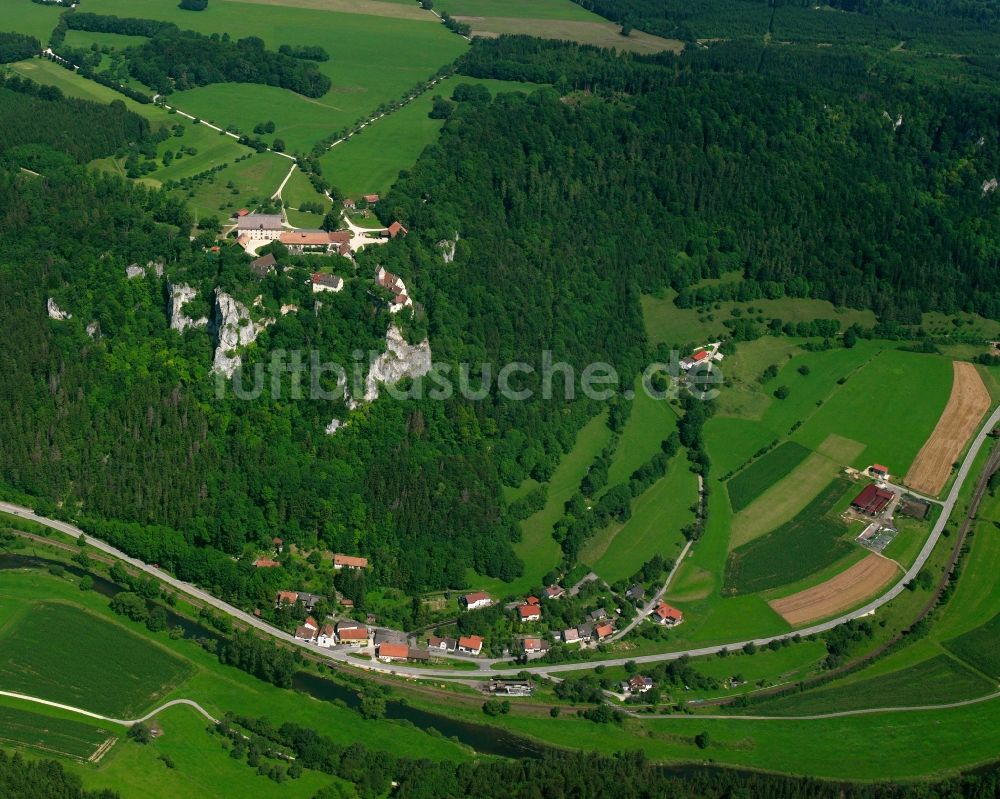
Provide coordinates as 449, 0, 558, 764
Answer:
729, 435, 864, 549
903, 362, 991, 496
770, 554, 899, 626
459, 16, 684, 53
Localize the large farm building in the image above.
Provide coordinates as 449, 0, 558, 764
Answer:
851, 484, 894, 516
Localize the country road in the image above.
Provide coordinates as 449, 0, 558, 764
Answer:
0, 691, 218, 727
3, 403, 999, 680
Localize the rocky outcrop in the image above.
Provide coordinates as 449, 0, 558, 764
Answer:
280, 304, 298, 316
211, 292, 273, 378
168, 283, 208, 332
983, 178, 998, 197
324, 418, 343, 435
86, 321, 100, 339
47, 298, 71, 320
126, 263, 145, 280
127, 260, 165, 280
438, 232, 459, 264
363, 324, 432, 402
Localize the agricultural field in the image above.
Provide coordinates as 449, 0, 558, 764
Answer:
726, 441, 810, 513
1, 1, 62, 43
723, 478, 860, 595
0, 602, 193, 718
82, 0, 467, 154
320, 76, 541, 200
738, 655, 994, 716
583, 452, 696, 584
944, 612, 1000, 680
0, 703, 115, 762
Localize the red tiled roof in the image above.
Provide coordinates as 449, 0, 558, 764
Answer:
872, 464, 888, 473
464, 592, 490, 604
276, 591, 298, 604
334, 553, 368, 569
280, 230, 332, 246
595, 623, 614, 639
851, 484, 894, 514
364, 194, 380, 203
654, 603, 683, 623
378, 642, 409, 659
525, 596, 540, 605
328, 230, 352, 244
518, 604, 541, 620
337, 626, 368, 641
295, 625, 316, 640
253, 557, 280, 568
387, 221, 407, 238
692, 350, 709, 361
458, 635, 483, 650
237, 208, 249, 216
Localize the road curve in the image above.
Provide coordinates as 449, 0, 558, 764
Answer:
0, 691, 218, 726
3, 404, 998, 680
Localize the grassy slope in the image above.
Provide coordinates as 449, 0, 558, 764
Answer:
726, 441, 810, 512
468, 411, 612, 596
2, 2, 62, 42
586, 451, 696, 584
0, 701, 114, 761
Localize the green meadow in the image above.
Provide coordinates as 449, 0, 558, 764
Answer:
944, 612, 1000, 680
584, 452, 696, 584
320, 77, 540, 199
726, 441, 810, 512
468, 411, 612, 596
2, 1, 62, 43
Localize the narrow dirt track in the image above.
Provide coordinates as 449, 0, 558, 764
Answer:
904, 361, 991, 495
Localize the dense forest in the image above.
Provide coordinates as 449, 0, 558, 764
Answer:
0, 31, 40, 63
0, 750, 119, 799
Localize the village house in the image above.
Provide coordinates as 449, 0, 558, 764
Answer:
387, 221, 407, 239
576, 623, 595, 643
363, 194, 380, 204
458, 635, 484, 656
589, 608, 608, 622
377, 642, 409, 662
275, 590, 299, 607
518, 604, 542, 622
272, 536, 284, 553
594, 623, 614, 641
250, 253, 276, 277
303, 616, 318, 630
625, 584, 645, 602
562, 628, 580, 644
336, 620, 370, 647
333, 553, 368, 570
297, 593, 324, 611
316, 624, 336, 648
294, 625, 317, 642
375, 266, 413, 314
622, 675, 654, 694
524, 596, 540, 606
311, 273, 344, 293
374, 628, 407, 647
652, 602, 684, 627
253, 557, 280, 568
407, 647, 430, 663
343, 198, 356, 210
869, 463, 890, 480
428, 635, 457, 653
237, 214, 283, 242
462, 592, 492, 611
543, 585, 565, 600
520, 637, 550, 655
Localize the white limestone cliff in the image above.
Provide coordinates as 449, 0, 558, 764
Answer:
168, 283, 208, 332
363, 324, 432, 402
211, 292, 273, 378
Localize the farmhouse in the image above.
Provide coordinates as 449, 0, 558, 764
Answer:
333, 553, 368, 570
652, 602, 684, 627
336, 621, 370, 646
343, 198, 356, 210
594, 623, 614, 641
851, 484, 894, 516
364, 194, 380, 204
625, 584, 645, 602
311, 273, 344, 293
428, 635, 457, 653
387, 221, 408, 239
562, 628, 580, 644
250, 253, 276, 277
253, 557, 280, 568
869, 463, 890, 480
237, 214, 283, 242
588, 608, 608, 622
458, 635, 484, 655
377, 642, 410, 662
462, 592, 492, 611
279, 229, 340, 254
518, 604, 542, 622
275, 590, 299, 607
544, 585, 565, 600
621, 675, 654, 694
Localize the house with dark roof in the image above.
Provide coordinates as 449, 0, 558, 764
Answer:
851, 484, 894, 516
428, 635, 457, 653
250, 252, 276, 277
311, 273, 344, 293
237, 214, 283, 241
622, 675, 654, 694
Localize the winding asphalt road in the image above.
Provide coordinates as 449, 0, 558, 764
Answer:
4, 405, 999, 680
